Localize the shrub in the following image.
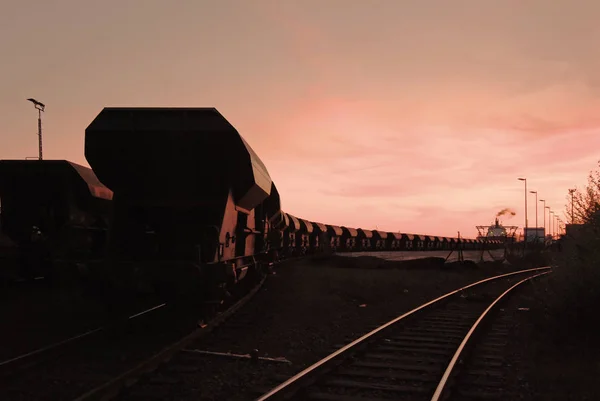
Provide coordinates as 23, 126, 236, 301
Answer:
531, 161, 600, 342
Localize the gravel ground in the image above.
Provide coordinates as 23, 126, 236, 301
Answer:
117, 255, 533, 401
504, 275, 599, 401
0, 282, 162, 362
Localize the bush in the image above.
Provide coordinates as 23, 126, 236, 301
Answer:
530, 162, 600, 342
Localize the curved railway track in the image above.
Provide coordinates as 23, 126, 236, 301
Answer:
0, 273, 267, 401
256, 266, 550, 401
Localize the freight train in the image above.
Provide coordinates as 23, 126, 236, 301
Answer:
1, 107, 502, 296
82, 107, 501, 301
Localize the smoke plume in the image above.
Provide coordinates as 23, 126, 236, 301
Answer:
496, 208, 516, 218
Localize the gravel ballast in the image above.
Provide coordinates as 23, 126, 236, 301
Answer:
117, 255, 534, 401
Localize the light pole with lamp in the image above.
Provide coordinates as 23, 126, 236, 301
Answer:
545, 206, 551, 242
530, 190, 538, 242
518, 178, 527, 244
27, 98, 45, 160
540, 199, 546, 240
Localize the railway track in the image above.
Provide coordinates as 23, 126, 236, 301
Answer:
255, 266, 550, 401
0, 273, 267, 401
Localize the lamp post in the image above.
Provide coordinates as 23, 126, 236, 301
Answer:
568, 188, 576, 224
518, 178, 527, 243
545, 206, 551, 241
27, 98, 45, 160
530, 190, 538, 241
557, 217, 562, 236
540, 199, 546, 239
550, 210, 554, 239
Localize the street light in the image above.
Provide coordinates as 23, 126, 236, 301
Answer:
550, 210, 555, 239
545, 206, 551, 241
540, 199, 546, 239
557, 217, 562, 236
568, 188, 576, 224
518, 178, 527, 242
530, 190, 538, 241
27, 98, 45, 160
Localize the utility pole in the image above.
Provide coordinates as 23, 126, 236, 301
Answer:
27, 98, 45, 160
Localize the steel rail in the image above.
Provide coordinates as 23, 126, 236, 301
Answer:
0, 303, 167, 370
73, 273, 268, 401
255, 266, 551, 401
430, 270, 550, 401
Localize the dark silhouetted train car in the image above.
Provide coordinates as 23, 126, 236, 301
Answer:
326, 225, 343, 251
311, 221, 328, 253
425, 235, 435, 250
372, 230, 388, 250
341, 226, 358, 251
296, 218, 313, 254
357, 228, 373, 251
387, 232, 402, 250
401, 234, 414, 250
268, 209, 287, 260
285, 213, 305, 256
283, 213, 300, 257
262, 183, 282, 262
85, 107, 278, 300
0, 160, 112, 279
413, 235, 425, 250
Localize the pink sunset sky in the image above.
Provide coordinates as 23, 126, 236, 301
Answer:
1, 0, 599, 238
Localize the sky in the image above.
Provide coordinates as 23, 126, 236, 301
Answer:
1, 0, 599, 238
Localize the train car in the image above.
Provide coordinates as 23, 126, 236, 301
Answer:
341, 226, 358, 251
413, 234, 425, 250
401, 234, 414, 250
310, 221, 328, 253
85, 107, 279, 301
296, 218, 313, 254
424, 235, 435, 250
326, 225, 343, 251
357, 228, 374, 251
372, 230, 388, 250
262, 182, 282, 262
0, 160, 112, 280
283, 213, 301, 257
387, 232, 402, 250
286, 213, 308, 256
268, 209, 286, 260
